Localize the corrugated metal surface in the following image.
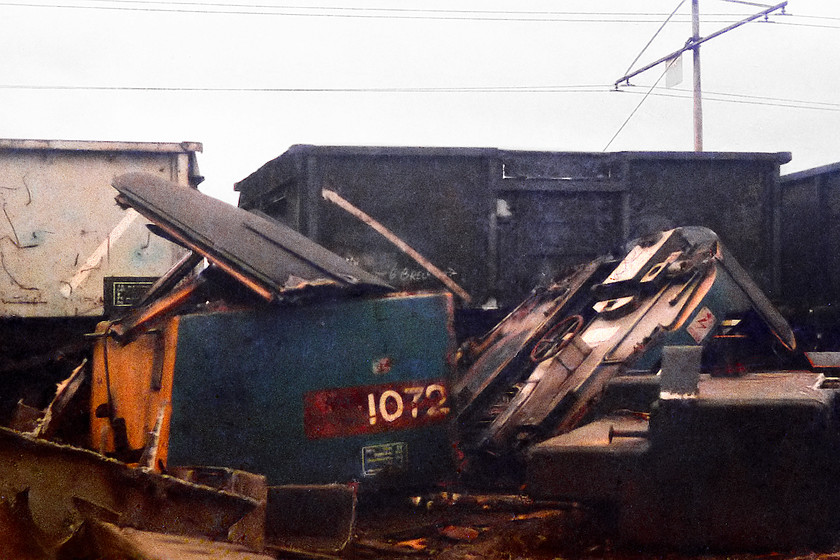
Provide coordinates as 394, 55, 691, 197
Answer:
0, 139, 202, 317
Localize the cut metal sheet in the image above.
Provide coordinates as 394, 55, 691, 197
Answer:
0, 426, 257, 543
806, 352, 840, 369
112, 172, 393, 299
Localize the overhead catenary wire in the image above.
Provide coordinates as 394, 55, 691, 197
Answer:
637, 85, 840, 108
1, 1, 838, 30
622, 0, 688, 78
0, 4, 739, 21
720, 0, 774, 7
0, 81, 837, 114
603, 63, 674, 152
614, 2, 789, 88
0, 83, 610, 93
0, 0, 836, 154
0, 0, 838, 28
773, 20, 840, 30
0, 0, 812, 22
0, 0, 771, 17
627, 88, 840, 112
606, 1, 689, 151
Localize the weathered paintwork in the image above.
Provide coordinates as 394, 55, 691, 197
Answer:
93, 171, 451, 488
453, 258, 614, 438
779, 163, 840, 356
165, 292, 457, 486
90, 317, 178, 466
90, 292, 457, 487
0, 139, 201, 317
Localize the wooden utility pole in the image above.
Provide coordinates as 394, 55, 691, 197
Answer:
692, 0, 703, 151
613, 2, 787, 150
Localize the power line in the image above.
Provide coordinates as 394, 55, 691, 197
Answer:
651, 92, 840, 111
621, 86, 840, 112
30, 0, 759, 17
0, 0, 838, 27
609, 0, 690, 151
0, 83, 612, 93
719, 0, 774, 8
623, 0, 688, 78
774, 11, 840, 22
54, 0, 840, 22
604, 63, 673, 151
1, 0, 837, 29
773, 20, 840, 30
674, 87, 840, 109
0, 1, 787, 22
1, 81, 837, 113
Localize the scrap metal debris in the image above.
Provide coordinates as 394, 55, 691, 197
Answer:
5, 167, 840, 558
455, 227, 799, 475
0, 425, 259, 541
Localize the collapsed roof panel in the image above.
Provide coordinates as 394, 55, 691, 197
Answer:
112, 172, 393, 300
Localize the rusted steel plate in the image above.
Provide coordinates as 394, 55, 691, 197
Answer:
0, 490, 51, 559
0, 426, 257, 542
168, 466, 268, 552
806, 351, 840, 369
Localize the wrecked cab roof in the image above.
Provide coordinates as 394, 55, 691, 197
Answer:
112, 172, 393, 300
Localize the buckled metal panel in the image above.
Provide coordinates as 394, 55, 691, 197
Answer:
112, 172, 393, 298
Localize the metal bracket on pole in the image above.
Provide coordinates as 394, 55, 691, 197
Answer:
613, 1, 787, 88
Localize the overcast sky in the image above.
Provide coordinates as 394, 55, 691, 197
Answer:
0, 0, 837, 203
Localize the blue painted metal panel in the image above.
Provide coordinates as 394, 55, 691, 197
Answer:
167, 292, 456, 486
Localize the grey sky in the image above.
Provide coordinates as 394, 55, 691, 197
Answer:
0, 0, 837, 203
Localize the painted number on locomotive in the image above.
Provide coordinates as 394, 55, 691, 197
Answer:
304, 380, 450, 439
367, 383, 449, 426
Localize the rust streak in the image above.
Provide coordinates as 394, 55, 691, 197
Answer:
322, 188, 472, 303
0, 250, 39, 292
